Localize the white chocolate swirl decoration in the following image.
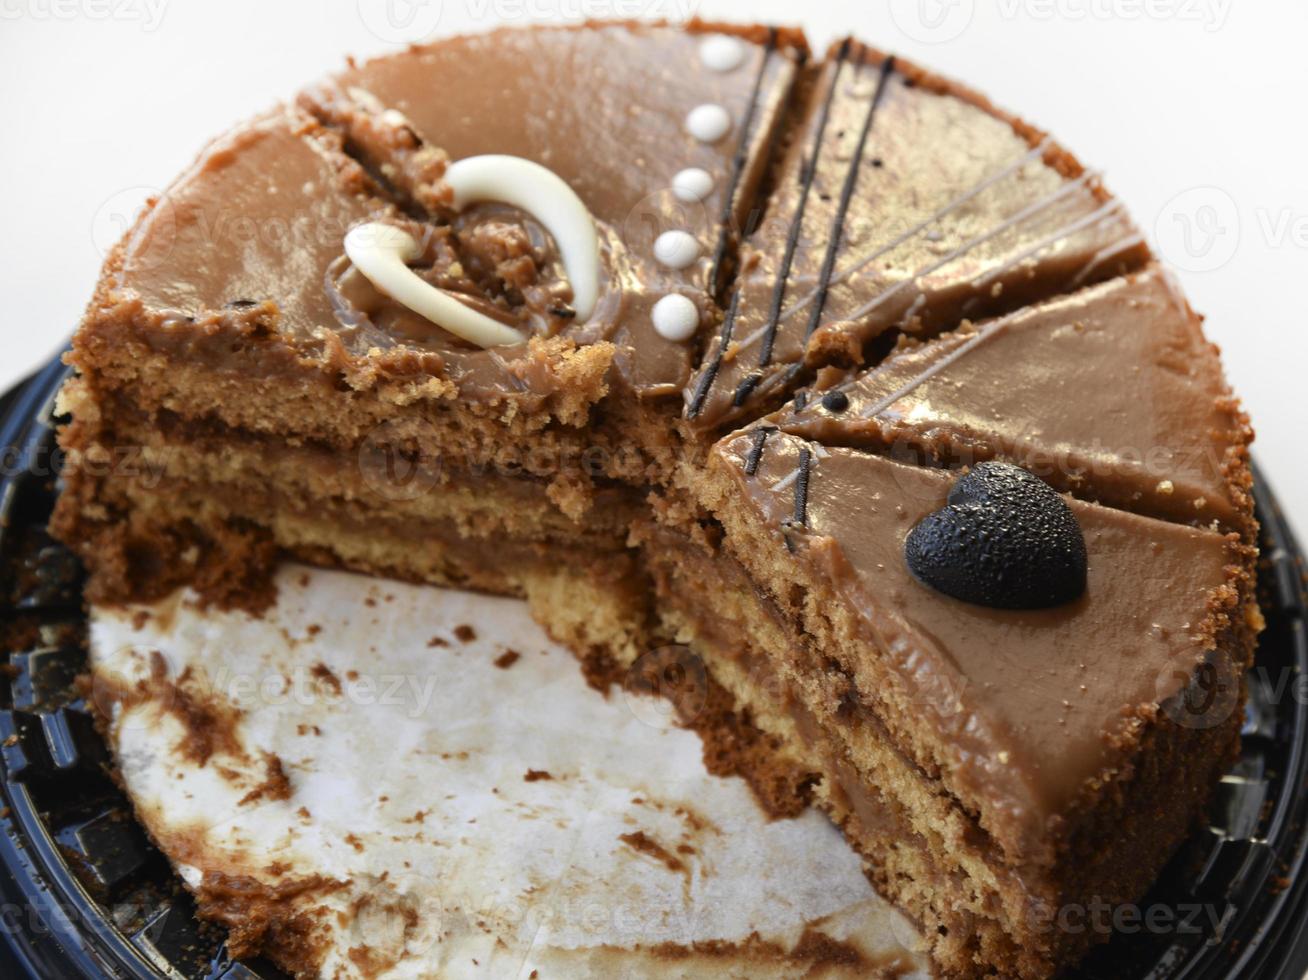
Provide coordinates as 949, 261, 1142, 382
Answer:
344, 154, 601, 349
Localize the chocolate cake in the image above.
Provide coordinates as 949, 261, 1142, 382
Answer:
51, 19, 1259, 979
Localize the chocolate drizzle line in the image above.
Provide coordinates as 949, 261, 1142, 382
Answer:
803, 56, 895, 340
730, 39, 852, 406
744, 426, 773, 476
793, 444, 813, 527
835, 170, 1105, 327
732, 373, 761, 407
686, 47, 1140, 426
777, 136, 1052, 328
756, 40, 849, 365
708, 28, 778, 299
723, 149, 1105, 368
687, 289, 741, 418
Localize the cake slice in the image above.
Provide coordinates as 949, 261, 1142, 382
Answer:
643, 429, 1258, 978
682, 38, 1148, 434
772, 265, 1254, 531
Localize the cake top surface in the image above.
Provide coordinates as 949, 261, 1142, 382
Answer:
110, 22, 804, 402
713, 427, 1241, 861
682, 40, 1147, 432
117, 110, 377, 361
101, 21, 1152, 426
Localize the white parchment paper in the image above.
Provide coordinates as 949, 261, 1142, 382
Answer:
90, 564, 926, 979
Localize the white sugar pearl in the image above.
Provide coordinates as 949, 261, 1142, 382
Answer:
672, 167, 714, 202
699, 35, 745, 72
653, 294, 699, 342
685, 104, 731, 143
653, 230, 700, 269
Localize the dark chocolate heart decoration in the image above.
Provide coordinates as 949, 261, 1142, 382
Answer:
905, 462, 1088, 610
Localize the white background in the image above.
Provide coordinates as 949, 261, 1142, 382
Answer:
2, 0, 1304, 537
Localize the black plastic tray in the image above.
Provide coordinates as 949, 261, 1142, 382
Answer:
1, 355, 1306, 979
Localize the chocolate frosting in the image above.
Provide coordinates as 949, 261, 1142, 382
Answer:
317, 23, 800, 399
115, 24, 802, 402
683, 40, 1147, 432
119, 111, 380, 353
715, 427, 1236, 862
773, 265, 1247, 528
112, 25, 1156, 425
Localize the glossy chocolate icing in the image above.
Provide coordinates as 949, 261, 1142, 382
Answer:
119, 110, 379, 357
715, 427, 1236, 859
116, 24, 802, 401
684, 41, 1147, 431
773, 266, 1247, 528
313, 23, 801, 399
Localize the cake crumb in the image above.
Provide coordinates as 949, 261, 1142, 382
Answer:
524, 769, 552, 782
311, 663, 342, 696
454, 624, 477, 642
618, 831, 685, 874
238, 753, 293, 806
427, 636, 449, 648
494, 649, 521, 670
